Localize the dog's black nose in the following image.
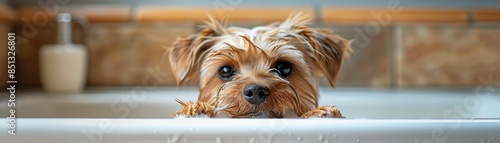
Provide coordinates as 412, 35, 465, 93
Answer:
243, 84, 270, 105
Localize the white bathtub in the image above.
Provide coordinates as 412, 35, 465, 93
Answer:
1, 87, 500, 143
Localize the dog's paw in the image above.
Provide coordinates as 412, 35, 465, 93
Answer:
301, 106, 345, 118
175, 100, 215, 118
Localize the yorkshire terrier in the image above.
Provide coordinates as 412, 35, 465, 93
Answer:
169, 13, 351, 118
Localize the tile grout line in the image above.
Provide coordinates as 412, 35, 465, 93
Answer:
390, 24, 402, 88
129, 3, 138, 23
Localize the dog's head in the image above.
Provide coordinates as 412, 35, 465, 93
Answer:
169, 13, 351, 118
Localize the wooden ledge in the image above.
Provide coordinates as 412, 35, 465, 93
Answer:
323, 8, 467, 24
17, 5, 131, 23
0, 4, 15, 22
136, 6, 315, 22
474, 8, 500, 22
12, 6, 492, 24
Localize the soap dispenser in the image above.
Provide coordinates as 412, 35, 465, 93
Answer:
40, 13, 87, 93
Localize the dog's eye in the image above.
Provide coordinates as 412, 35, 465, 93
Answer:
274, 61, 292, 78
218, 65, 235, 80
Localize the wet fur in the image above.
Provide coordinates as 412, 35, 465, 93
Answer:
169, 13, 351, 118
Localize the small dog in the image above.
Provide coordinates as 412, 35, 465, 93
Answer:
169, 13, 351, 118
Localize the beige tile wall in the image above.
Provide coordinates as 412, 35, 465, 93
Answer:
397, 25, 500, 87
86, 23, 194, 86
0, 23, 8, 89
332, 26, 392, 87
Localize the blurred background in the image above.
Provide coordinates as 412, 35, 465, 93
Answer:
0, 0, 499, 90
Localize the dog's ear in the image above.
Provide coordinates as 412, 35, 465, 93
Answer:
302, 29, 352, 88
281, 13, 352, 88
169, 16, 229, 86
169, 23, 226, 86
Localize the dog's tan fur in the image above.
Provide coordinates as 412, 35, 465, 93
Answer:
170, 13, 351, 118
